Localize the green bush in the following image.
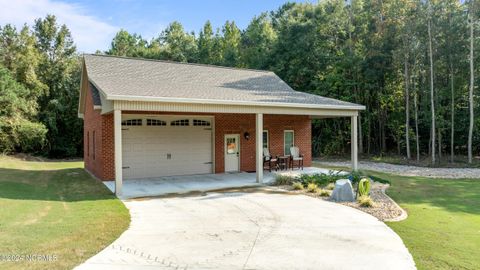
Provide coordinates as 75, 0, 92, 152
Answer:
0, 117, 47, 153
297, 171, 345, 187
292, 181, 304, 190
306, 183, 319, 193
358, 195, 375, 207
358, 178, 371, 197
275, 175, 295, 185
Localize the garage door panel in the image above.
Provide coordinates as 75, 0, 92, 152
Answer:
122, 118, 213, 179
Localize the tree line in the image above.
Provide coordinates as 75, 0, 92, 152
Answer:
0, 0, 479, 163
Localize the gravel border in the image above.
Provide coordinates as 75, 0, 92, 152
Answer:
273, 182, 407, 222
315, 160, 480, 179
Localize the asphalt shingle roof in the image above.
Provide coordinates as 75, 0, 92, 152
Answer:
84, 54, 364, 110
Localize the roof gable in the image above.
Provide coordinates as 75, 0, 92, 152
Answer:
83, 54, 364, 110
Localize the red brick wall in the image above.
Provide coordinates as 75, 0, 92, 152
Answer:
214, 114, 311, 172
88, 111, 311, 180
83, 86, 104, 179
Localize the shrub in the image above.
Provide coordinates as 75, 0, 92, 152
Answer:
275, 175, 295, 185
326, 183, 335, 190
306, 183, 319, 193
358, 178, 371, 197
358, 195, 375, 207
297, 171, 345, 187
317, 189, 331, 197
292, 182, 304, 190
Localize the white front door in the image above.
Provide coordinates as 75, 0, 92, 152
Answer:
224, 134, 240, 172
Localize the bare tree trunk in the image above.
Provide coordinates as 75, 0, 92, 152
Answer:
468, 8, 474, 164
414, 91, 420, 162
438, 127, 442, 160
404, 52, 411, 159
428, 14, 436, 164
450, 66, 455, 163
358, 114, 363, 154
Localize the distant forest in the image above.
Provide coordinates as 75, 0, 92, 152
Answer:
0, 0, 479, 164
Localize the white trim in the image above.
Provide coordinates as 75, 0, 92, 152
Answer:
113, 100, 360, 117
107, 94, 366, 111
262, 130, 269, 150
351, 115, 358, 171
256, 114, 263, 183
283, 130, 295, 156
114, 110, 123, 196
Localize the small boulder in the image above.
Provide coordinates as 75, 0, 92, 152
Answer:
331, 179, 355, 202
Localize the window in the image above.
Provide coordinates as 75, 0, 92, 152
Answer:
284, 130, 294, 155
92, 131, 96, 160
171, 119, 189, 126
193, 119, 210, 126
121, 119, 142, 126
87, 131, 90, 157
263, 130, 269, 150
146, 119, 166, 126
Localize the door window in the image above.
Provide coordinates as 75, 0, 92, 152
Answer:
226, 138, 237, 154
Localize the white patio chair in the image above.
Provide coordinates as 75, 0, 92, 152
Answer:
290, 146, 304, 170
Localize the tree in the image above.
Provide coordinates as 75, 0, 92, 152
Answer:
157, 21, 197, 62
241, 14, 276, 69
468, 1, 476, 163
427, 1, 436, 164
0, 65, 47, 152
221, 21, 241, 67
34, 15, 81, 157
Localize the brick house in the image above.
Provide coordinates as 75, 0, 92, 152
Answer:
78, 54, 364, 195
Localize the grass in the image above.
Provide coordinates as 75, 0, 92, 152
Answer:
0, 155, 130, 270
381, 172, 480, 270
313, 162, 480, 270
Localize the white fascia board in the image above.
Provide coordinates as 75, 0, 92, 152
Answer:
106, 94, 366, 111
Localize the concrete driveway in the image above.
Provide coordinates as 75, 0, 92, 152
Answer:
76, 189, 416, 270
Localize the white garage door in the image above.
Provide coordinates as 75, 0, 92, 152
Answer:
121, 116, 213, 179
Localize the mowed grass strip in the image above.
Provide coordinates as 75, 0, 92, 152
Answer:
0, 155, 130, 270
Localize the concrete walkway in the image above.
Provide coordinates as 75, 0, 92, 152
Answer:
103, 167, 338, 199
76, 189, 416, 270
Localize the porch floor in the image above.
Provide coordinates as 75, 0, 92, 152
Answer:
103, 167, 338, 199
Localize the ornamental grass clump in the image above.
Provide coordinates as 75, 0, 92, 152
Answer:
317, 189, 331, 197
292, 181, 304, 190
306, 183, 319, 193
326, 183, 335, 190
358, 195, 375, 207
275, 175, 295, 186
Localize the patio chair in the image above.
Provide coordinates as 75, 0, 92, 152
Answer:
263, 148, 278, 172
289, 146, 304, 170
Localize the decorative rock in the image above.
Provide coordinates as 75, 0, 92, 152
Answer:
331, 179, 355, 202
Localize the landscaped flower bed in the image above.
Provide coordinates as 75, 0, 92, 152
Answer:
272, 171, 406, 222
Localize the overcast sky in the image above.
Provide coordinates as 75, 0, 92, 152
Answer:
0, 0, 308, 53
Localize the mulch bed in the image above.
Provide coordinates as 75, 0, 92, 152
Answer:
273, 182, 406, 222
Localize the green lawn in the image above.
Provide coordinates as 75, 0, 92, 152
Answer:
315, 163, 480, 270
381, 172, 480, 270
0, 155, 130, 270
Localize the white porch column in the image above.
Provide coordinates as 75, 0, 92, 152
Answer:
256, 113, 263, 183
351, 115, 358, 171
114, 109, 123, 196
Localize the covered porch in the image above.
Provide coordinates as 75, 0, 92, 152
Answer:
105, 167, 337, 199
112, 111, 360, 197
